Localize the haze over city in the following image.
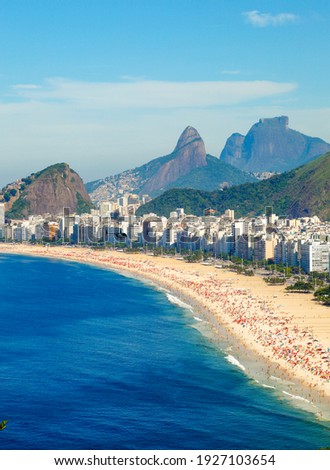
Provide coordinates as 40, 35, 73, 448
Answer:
0, 0, 330, 186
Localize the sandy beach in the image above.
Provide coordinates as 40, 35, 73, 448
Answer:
1, 243, 330, 419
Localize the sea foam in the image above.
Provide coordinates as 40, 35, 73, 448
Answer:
225, 355, 246, 371
282, 390, 311, 403
262, 384, 276, 390
166, 293, 193, 311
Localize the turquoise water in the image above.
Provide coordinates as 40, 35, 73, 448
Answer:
0, 253, 330, 450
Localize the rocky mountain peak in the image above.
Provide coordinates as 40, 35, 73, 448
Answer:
87, 125, 254, 202
258, 116, 289, 128
140, 126, 207, 195
174, 126, 202, 152
220, 115, 330, 173
4, 163, 93, 218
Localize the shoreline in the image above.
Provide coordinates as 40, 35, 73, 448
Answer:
1, 243, 330, 420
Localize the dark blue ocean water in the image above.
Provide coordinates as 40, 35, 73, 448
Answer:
0, 253, 330, 450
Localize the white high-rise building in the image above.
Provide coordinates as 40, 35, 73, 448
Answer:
99, 201, 113, 217
0, 203, 5, 228
224, 209, 235, 221
301, 241, 330, 273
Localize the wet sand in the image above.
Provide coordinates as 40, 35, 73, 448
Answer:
1, 244, 330, 419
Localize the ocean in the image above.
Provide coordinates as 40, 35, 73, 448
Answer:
0, 253, 330, 450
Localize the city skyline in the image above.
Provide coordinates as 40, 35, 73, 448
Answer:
2, 197, 330, 276
1, 0, 330, 187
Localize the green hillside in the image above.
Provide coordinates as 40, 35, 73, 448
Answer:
3, 163, 93, 218
86, 128, 256, 201
136, 152, 330, 219
160, 155, 256, 193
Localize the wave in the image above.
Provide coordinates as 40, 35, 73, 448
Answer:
262, 384, 276, 390
225, 355, 246, 371
193, 316, 204, 322
282, 390, 311, 403
166, 293, 193, 311
270, 375, 283, 382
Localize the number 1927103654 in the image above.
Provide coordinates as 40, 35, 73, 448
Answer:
196, 454, 276, 466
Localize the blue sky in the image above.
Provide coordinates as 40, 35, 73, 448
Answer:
1, 0, 330, 186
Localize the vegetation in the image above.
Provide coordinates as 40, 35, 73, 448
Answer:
286, 281, 313, 292
308, 272, 330, 285
137, 152, 330, 219
314, 286, 330, 305
229, 264, 255, 276
264, 277, 286, 285
244, 269, 255, 276
163, 154, 256, 192
6, 196, 30, 219
125, 247, 143, 254
21, 176, 33, 185
0, 420, 8, 431
184, 250, 203, 263
33, 162, 69, 180
264, 263, 292, 277
151, 247, 177, 256
76, 192, 94, 215
4, 163, 93, 219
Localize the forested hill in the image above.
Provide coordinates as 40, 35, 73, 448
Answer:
136, 152, 330, 220
1, 163, 93, 218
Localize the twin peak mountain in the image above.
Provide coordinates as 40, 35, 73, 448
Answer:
87, 116, 330, 202
87, 125, 213, 202
3, 116, 330, 219
142, 126, 207, 194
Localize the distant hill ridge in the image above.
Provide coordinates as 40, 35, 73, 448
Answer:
1, 163, 93, 218
136, 151, 330, 220
86, 126, 256, 202
87, 116, 330, 202
220, 116, 330, 173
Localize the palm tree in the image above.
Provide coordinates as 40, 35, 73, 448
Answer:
0, 420, 8, 430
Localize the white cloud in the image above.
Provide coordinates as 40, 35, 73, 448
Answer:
243, 10, 299, 27
221, 70, 241, 75
0, 77, 302, 186
11, 77, 297, 109
1, 98, 330, 187
11, 84, 41, 90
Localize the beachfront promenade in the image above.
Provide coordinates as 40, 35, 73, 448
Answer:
1, 244, 330, 417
